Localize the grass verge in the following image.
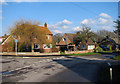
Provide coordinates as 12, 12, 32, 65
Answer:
113, 54, 120, 60
66, 52, 101, 56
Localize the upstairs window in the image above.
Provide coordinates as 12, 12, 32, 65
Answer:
46, 35, 50, 40
63, 38, 66, 41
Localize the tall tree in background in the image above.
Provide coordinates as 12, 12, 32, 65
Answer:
52, 33, 63, 47
95, 30, 117, 42
114, 19, 120, 44
10, 19, 48, 51
73, 25, 95, 46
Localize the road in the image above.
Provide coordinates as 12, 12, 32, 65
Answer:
2, 53, 120, 83
43, 62, 101, 82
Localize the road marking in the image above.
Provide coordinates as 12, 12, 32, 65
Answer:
3, 56, 66, 75
23, 57, 30, 58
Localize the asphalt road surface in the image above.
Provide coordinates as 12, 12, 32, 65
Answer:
2, 54, 120, 83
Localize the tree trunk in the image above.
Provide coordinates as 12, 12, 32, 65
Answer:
32, 43, 34, 52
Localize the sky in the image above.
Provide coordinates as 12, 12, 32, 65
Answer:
0, 0, 119, 36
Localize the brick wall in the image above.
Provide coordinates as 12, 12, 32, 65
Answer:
0, 45, 2, 52
43, 49, 52, 53
65, 50, 94, 54
1, 51, 60, 56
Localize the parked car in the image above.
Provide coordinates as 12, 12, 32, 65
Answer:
100, 45, 109, 51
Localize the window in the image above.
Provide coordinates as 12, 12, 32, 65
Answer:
63, 38, 66, 41
88, 45, 94, 50
46, 35, 50, 40
34, 44, 40, 49
43, 44, 51, 49
0, 38, 2, 43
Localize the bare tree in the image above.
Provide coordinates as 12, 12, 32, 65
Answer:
52, 33, 63, 47
114, 19, 120, 44
95, 30, 117, 42
9, 19, 48, 51
73, 25, 95, 45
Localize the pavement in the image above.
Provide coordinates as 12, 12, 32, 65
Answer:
1, 53, 120, 82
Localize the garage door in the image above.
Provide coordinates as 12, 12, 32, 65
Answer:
88, 45, 95, 50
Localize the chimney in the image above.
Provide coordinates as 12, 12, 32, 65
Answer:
44, 22, 47, 27
4, 34, 7, 37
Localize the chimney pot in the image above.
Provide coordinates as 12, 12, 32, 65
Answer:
44, 22, 47, 27
4, 34, 7, 37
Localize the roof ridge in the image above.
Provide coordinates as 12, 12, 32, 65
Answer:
37, 26, 53, 35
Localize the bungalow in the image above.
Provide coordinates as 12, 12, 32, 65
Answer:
78, 38, 96, 50
56, 33, 95, 52
98, 36, 117, 51
1, 23, 53, 53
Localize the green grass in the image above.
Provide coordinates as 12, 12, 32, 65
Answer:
66, 52, 101, 56
98, 51, 113, 53
113, 55, 120, 60
60, 52, 65, 55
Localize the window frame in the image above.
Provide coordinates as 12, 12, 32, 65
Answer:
34, 44, 40, 49
43, 44, 51, 49
46, 35, 50, 40
63, 38, 66, 41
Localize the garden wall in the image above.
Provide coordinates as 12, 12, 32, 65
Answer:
65, 50, 94, 54
0, 51, 60, 56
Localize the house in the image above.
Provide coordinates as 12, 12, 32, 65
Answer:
56, 33, 95, 52
1, 23, 53, 53
98, 36, 117, 51
112, 37, 120, 50
78, 38, 96, 50
56, 33, 76, 52
0, 34, 9, 44
0, 34, 13, 52
32, 23, 53, 53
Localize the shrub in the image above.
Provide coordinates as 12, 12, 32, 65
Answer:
113, 55, 120, 60
109, 45, 112, 51
95, 46, 103, 52
52, 47, 59, 52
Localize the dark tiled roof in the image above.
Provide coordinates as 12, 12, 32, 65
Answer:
79, 38, 95, 45
66, 33, 75, 43
99, 37, 116, 45
87, 38, 95, 45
